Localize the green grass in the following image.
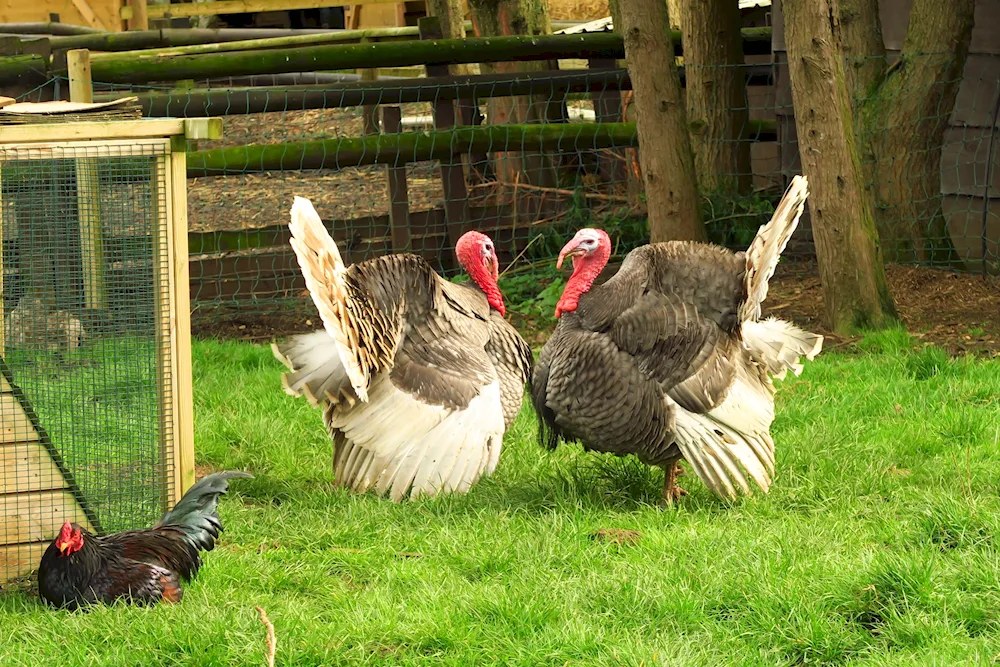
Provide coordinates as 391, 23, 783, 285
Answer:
3, 328, 1000, 665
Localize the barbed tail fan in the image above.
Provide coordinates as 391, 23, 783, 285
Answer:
273, 197, 532, 502
531, 174, 823, 502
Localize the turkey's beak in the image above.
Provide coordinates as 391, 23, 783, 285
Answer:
483, 254, 498, 282
557, 243, 586, 270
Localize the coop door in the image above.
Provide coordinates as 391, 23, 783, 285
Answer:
0, 139, 178, 580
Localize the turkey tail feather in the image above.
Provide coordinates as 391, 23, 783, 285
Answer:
273, 330, 358, 408
743, 317, 824, 380
741, 175, 809, 322
288, 196, 370, 402
155, 471, 253, 552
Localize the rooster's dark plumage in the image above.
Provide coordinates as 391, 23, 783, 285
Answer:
37, 471, 252, 609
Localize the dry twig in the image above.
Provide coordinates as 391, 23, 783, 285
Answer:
256, 606, 276, 667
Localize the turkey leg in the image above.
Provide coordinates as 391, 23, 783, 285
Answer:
662, 461, 688, 504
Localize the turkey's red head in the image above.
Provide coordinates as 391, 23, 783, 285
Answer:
457, 231, 505, 316
555, 228, 611, 317
54, 521, 84, 557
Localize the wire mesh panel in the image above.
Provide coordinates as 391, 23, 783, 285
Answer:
0, 137, 176, 582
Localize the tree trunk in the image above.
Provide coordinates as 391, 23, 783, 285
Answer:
857, 0, 975, 265
467, 0, 557, 188
836, 0, 885, 101
679, 0, 751, 194
615, 0, 705, 242
783, 0, 897, 333
426, 0, 472, 76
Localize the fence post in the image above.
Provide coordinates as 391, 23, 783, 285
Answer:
382, 106, 411, 253
68, 49, 105, 311
588, 57, 626, 184
359, 37, 380, 135
125, 0, 149, 30
418, 16, 468, 270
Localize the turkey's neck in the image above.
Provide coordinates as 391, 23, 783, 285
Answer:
556, 249, 610, 317
470, 269, 506, 316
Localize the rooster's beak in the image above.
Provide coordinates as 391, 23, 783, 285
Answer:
56, 541, 69, 555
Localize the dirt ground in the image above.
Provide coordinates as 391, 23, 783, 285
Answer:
193, 262, 1000, 357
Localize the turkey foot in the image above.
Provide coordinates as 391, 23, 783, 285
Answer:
661, 462, 687, 505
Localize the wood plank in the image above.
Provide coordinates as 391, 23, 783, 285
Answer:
951, 54, 1000, 128
69, 0, 108, 30
67, 49, 94, 105
149, 0, 407, 20
972, 0, 1000, 55
942, 194, 1000, 267
0, 120, 186, 145
169, 141, 196, 504
0, 394, 39, 445
0, 443, 71, 495
126, 0, 150, 31
0, 490, 92, 545
941, 126, 1000, 197
0, 376, 10, 393
0, 541, 46, 582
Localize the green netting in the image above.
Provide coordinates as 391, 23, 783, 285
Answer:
0, 140, 174, 580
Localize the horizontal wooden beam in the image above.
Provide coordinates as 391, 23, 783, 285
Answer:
0, 54, 49, 86
0, 119, 187, 143
148, 0, 406, 20
187, 122, 642, 176
82, 28, 771, 84
86, 32, 625, 84
135, 66, 773, 117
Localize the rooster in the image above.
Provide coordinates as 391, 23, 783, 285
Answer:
37, 471, 252, 609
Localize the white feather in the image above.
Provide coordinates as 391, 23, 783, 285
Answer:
288, 196, 370, 402
326, 375, 506, 501
743, 317, 824, 380
667, 363, 776, 499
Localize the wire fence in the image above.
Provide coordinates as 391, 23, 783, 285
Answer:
0, 139, 176, 581
10, 51, 1000, 340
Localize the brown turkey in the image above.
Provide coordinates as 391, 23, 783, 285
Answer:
531, 175, 822, 502
273, 197, 532, 501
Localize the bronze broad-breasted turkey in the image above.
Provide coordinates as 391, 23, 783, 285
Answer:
531, 175, 822, 502
38, 471, 252, 609
273, 197, 532, 501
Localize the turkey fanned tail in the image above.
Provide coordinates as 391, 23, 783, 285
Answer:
288, 196, 373, 402
740, 175, 809, 323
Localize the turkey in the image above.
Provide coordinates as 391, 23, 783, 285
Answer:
273, 197, 532, 501
531, 175, 822, 502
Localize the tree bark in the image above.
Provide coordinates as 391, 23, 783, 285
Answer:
616, 0, 705, 242
783, 0, 897, 332
857, 0, 975, 265
467, 0, 556, 187
679, 0, 751, 194
425, 0, 471, 76
836, 0, 885, 101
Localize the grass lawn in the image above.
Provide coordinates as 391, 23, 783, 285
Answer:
2, 329, 1000, 665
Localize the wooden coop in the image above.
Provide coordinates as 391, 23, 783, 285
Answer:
0, 104, 216, 583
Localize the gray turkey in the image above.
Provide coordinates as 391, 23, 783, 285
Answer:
273, 197, 532, 501
531, 175, 822, 502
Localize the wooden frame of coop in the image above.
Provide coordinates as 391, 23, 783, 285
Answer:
0, 116, 218, 583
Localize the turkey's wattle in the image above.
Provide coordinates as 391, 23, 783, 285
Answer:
273, 197, 532, 502
532, 176, 822, 503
